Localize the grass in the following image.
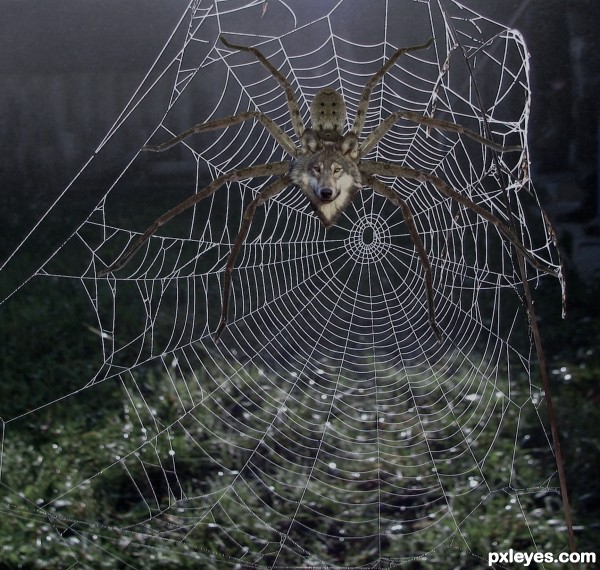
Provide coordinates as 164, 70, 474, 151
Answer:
0, 226, 598, 567
0, 364, 572, 568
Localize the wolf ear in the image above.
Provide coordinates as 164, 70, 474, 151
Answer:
299, 129, 321, 155
340, 133, 359, 159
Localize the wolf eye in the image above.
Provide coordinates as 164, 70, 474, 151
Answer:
312, 165, 321, 174
333, 166, 341, 174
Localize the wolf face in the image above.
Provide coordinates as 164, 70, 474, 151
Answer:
288, 142, 363, 227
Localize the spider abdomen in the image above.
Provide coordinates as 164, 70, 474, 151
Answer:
310, 88, 347, 141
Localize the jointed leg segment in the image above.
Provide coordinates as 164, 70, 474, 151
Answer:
351, 38, 434, 137
359, 111, 522, 157
143, 111, 297, 157
214, 176, 290, 341
220, 36, 305, 140
361, 160, 560, 278
365, 174, 443, 342
97, 161, 288, 277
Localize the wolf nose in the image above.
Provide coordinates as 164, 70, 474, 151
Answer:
319, 187, 334, 201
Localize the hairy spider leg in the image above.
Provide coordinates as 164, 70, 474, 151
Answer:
214, 176, 290, 341
351, 38, 434, 138
359, 110, 522, 157
143, 111, 297, 157
220, 36, 305, 140
97, 162, 288, 276
360, 160, 561, 278
365, 174, 443, 341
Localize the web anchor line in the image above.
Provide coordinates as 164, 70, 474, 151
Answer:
440, 5, 575, 566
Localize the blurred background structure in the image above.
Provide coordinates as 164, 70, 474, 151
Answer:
1, 0, 598, 276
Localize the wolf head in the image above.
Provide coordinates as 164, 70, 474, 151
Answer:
289, 139, 363, 228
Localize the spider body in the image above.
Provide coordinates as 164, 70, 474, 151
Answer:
309, 88, 347, 142
99, 35, 560, 342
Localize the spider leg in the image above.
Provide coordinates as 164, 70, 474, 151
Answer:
351, 38, 434, 138
97, 162, 288, 277
360, 161, 561, 278
359, 111, 522, 157
143, 111, 297, 157
220, 36, 305, 140
214, 176, 290, 342
363, 174, 442, 341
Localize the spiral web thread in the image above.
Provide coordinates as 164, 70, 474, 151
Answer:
0, 0, 568, 567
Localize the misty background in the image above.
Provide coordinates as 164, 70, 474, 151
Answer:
0, 0, 598, 276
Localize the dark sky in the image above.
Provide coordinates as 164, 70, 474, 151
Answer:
0, 0, 189, 73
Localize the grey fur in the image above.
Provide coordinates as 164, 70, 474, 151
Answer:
288, 142, 363, 227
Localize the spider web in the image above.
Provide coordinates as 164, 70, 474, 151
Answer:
0, 0, 568, 567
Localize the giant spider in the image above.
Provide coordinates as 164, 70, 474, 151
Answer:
99, 36, 559, 341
